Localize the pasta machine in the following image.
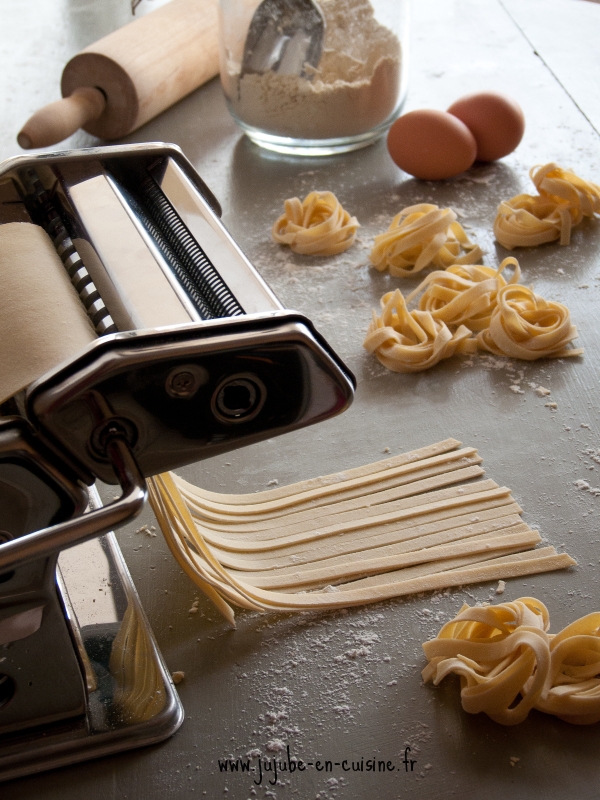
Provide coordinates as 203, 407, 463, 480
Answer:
0, 143, 355, 781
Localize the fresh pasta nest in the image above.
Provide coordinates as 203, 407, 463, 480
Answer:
272, 191, 359, 256
494, 163, 600, 249
422, 597, 600, 725
405, 258, 522, 333
476, 283, 584, 360
363, 289, 476, 373
369, 203, 484, 277
364, 257, 582, 372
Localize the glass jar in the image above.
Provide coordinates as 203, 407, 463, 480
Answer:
219, 0, 409, 155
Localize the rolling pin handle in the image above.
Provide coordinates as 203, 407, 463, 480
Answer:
17, 86, 107, 149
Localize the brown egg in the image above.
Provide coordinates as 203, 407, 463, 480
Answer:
447, 92, 525, 162
387, 109, 477, 180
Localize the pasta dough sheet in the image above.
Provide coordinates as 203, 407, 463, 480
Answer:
0, 222, 97, 404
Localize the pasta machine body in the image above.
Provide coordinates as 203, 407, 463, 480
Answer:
0, 143, 355, 781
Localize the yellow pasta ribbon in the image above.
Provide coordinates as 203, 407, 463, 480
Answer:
476, 283, 583, 360
405, 257, 521, 333
494, 163, 600, 249
272, 191, 359, 256
363, 288, 476, 373
422, 598, 600, 725
370, 204, 484, 278
537, 613, 600, 724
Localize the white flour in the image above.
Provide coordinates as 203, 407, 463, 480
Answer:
224, 0, 402, 139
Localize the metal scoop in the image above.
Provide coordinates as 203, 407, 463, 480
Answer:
241, 0, 325, 78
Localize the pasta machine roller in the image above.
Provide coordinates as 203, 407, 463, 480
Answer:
0, 143, 355, 781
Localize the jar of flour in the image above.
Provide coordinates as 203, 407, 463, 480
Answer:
219, 0, 409, 155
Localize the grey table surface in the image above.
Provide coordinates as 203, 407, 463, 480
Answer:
2, 0, 600, 797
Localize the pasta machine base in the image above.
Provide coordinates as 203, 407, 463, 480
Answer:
0, 521, 183, 783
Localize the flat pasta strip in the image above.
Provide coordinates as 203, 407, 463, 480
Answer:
225, 520, 532, 583
145, 440, 576, 623
178, 448, 482, 528
334, 549, 572, 597
234, 529, 543, 590
363, 288, 477, 373
197, 464, 486, 540
370, 204, 484, 278
150, 474, 573, 615
494, 163, 600, 249
422, 597, 600, 725
272, 191, 359, 256
174, 438, 464, 512
203, 481, 510, 555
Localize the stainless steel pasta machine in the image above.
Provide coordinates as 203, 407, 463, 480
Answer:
0, 143, 354, 781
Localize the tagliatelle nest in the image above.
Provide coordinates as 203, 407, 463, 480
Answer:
494, 163, 600, 249
476, 283, 584, 360
422, 597, 600, 725
369, 204, 484, 278
272, 191, 359, 256
364, 257, 583, 371
363, 288, 477, 373
405, 258, 521, 333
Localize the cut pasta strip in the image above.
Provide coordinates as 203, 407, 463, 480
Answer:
109, 602, 167, 723
177, 448, 481, 525
150, 475, 573, 614
204, 502, 524, 573
146, 440, 576, 622
370, 204, 484, 277
207, 500, 523, 572
422, 597, 600, 725
175, 438, 464, 513
234, 529, 542, 590
360, 550, 567, 597
226, 520, 531, 582
494, 163, 600, 249
363, 288, 477, 373
181, 454, 483, 531
203, 482, 511, 555
198, 464, 486, 540
272, 191, 359, 256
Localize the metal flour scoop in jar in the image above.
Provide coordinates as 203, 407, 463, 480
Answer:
241, 0, 325, 76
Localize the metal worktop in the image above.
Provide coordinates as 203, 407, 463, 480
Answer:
2, 0, 600, 797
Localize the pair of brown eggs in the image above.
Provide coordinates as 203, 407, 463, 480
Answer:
387, 92, 525, 180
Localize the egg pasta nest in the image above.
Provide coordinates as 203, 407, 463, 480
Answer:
494, 163, 600, 249
422, 597, 600, 725
369, 203, 484, 277
364, 257, 583, 372
272, 191, 359, 256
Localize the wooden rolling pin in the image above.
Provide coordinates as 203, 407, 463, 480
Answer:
17, 0, 219, 149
